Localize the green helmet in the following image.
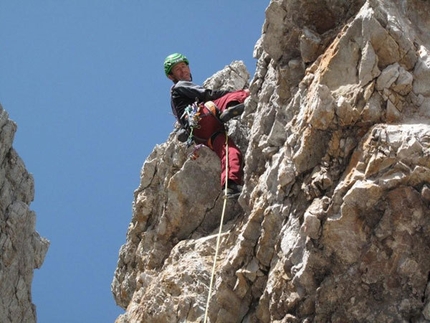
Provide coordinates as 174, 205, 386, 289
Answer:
164, 53, 189, 76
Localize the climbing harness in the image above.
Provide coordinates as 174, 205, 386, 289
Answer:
203, 131, 230, 323
181, 100, 225, 157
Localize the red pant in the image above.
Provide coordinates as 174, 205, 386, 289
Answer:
192, 90, 248, 186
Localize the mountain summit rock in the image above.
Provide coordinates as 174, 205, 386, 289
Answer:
112, 1, 430, 322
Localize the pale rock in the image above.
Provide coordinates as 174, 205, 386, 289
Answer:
306, 84, 335, 130
413, 46, 430, 96
422, 184, 430, 203
376, 63, 400, 91
262, 0, 289, 63
302, 211, 320, 240
113, 1, 430, 322
386, 98, 402, 122
424, 301, 430, 321
336, 95, 357, 126
361, 90, 384, 123
0, 104, 49, 323
266, 118, 286, 147
203, 60, 250, 92
277, 153, 295, 188
392, 66, 413, 95
358, 41, 381, 86
299, 27, 322, 63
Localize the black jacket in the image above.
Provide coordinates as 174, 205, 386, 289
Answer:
170, 80, 229, 127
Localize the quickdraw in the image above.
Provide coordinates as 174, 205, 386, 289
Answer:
181, 101, 201, 147
181, 101, 201, 128
181, 101, 224, 160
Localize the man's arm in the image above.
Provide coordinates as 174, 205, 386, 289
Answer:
175, 81, 230, 102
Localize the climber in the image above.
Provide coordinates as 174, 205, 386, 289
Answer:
164, 52, 249, 198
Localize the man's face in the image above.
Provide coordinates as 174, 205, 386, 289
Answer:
168, 62, 191, 82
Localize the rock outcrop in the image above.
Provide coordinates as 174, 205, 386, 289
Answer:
112, 0, 430, 322
0, 104, 50, 323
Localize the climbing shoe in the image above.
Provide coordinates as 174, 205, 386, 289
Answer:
223, 181, 243, 199
219, 103, 245, 123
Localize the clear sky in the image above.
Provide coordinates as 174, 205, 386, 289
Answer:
0, 1, 267, 322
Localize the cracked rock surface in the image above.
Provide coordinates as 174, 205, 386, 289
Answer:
0, 104, 49, 323
112, 1, 430, 322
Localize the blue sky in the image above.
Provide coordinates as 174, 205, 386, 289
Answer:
0, 1, 267, 322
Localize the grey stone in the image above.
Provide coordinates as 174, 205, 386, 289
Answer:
0, 104, 49, 323
112, 1, 430, 322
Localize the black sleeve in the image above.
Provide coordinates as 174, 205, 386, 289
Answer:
175, 81, 230, 102
171, 81, 230, 127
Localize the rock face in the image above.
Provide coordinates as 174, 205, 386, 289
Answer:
112, 0, 430, 322
0, 104, 50, 323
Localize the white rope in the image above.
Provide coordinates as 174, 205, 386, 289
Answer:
203, 131, 229, 323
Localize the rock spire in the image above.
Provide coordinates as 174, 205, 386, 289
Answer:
0, 104, 49, 323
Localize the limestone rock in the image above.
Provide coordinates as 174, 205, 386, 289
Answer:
0, 104, 50, 323
113, 1, 430, 322
111, 62, 249, 319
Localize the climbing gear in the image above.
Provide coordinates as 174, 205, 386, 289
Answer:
189, 144, 203, 160
203, 132, 232, 323
219, 103, 245, 122
181, 102, 201, 129
181, 101, 201, 147
164, 53, 189, 76
180, 100, 226, 148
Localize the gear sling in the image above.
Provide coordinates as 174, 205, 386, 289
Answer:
180, 100, 224, 149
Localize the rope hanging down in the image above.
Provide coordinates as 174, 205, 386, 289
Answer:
203, 131, 230, 323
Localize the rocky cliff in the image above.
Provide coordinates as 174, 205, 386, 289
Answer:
0, 104, 50, 323
112, 0, 430, 322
